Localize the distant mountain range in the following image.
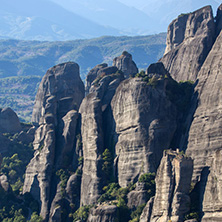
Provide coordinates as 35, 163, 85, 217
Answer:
0, 0, 119, 41
0, 0, 220, 41
0, 33, 166, 79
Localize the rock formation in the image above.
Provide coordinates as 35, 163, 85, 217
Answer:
18, 4, 222, 222
80, 68, 124, 205
113, 51, 138, 78
23, 62, 84, 220
160, 6, 215, 82
141, 150, 193, 222
85, 63, 108, 95
87, 205, 119, 222
0, 107, 22, 133
111, 76, 177, 187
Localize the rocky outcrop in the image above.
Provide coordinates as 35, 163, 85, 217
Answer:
113, 51, 138, 78
146, 150, 193, 222
201, 150, 222, 222
146, 62, 168, 76
0, 107, 21, 133
31, 62, 84, 124
80, 69, 124, 205
127, 183, 149, 210
85, 63, 108, 95
140, 197, 154, 222
87, 205, 119, 222
111, 76, 177, 187
0, 174, 11, 192
160, 6, 215, 82
23, 62, 84, 220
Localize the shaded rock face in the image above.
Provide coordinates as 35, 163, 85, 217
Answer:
160, 6, 215, 82
23, 62, 85, 220
186, 29, 222, 182
0, 107, 21, 133
146, 62, 168, 76
201, 150, 222, 222
113, 51, 138, 78
111, 78, 177, 187
216, 4, 222, 36
87, 205, 119, 222
85, 63, 108, 95
80, 71, 124, 205
184, 27, 222, 221
147, 150, 193, 222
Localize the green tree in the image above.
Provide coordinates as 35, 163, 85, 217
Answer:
102, 149, 113, 182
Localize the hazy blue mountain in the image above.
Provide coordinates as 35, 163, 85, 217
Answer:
0, 33, 166, 79
0, 0, 120, 40
50, 0, 156, 35
119, 0, 220, 31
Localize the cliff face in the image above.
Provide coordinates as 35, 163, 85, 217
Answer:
18, 4, 222, 221
111, 77, 177, 187
23, 62, 85, 220
141, 150, 193, 222
160, 6, 215, 82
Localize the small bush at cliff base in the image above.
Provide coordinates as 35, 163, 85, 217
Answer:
102, 148, 113, 182
73, 205, 93, 222
138, 173, 155, 199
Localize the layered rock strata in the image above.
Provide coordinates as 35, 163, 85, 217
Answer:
111, 74, 177, 187
23, 62, 84, 220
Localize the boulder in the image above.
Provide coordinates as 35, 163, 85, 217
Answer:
0, 107, 21, 133
87, 205, 119, 222
113, 51, 138, 78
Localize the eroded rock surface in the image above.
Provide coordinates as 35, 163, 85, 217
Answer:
80, 69, 124, 205
149, 150, 193, 222
113, 51, 138, 78
111, 77, 177, 187
87, 205, 119, 222
85, 63, 108, 95
160, 6, 215, 82
186, 27, 222, 182
23, 62, 84, 220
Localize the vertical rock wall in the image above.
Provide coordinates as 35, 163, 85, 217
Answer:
160, 6, 215, 82
23, 62, 84, 220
